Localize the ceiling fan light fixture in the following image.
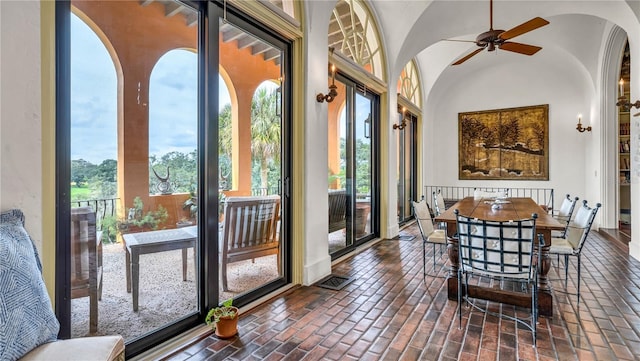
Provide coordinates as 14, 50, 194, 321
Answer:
449, 0, 549, 65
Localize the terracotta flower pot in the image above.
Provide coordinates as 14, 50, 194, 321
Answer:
214, 307, 239, 339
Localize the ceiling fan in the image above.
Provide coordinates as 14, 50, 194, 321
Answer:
450, 0, 549, 65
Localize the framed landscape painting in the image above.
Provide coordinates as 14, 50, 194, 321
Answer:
458, 104, 549, 180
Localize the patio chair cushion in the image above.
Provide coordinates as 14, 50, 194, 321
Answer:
0, 209, 60, 361
19, 336, 125, 361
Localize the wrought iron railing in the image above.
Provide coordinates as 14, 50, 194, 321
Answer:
424, 185, 554, 212
72, 197, 119, 230
251, 186, 281, 196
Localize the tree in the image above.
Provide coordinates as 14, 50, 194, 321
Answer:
459, 117, 488, 169
71, 159, 96, 185
496, 117, 521, 172
95, 159, 117, 183
219, 104, 233, 189
148, 150, 197, 194
251, 87, 280, 190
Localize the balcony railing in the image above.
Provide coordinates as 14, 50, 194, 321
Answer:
424, 185, 554, 212
72, 197, 119, 231
251, 186, 281, 196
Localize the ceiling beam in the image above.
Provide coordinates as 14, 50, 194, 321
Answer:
165, 2, 184, 17
263, 49, 280, 62
251, 43, 270, 56
237, 36, 259, 50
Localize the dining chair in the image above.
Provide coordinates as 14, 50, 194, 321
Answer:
455, 210, 540, 345
70, 207, 103, 334
221, 195, 281, 291
432, 190, 446, 216
432, 190, 448, 230
549, 200, 601, 304
412, 199, 447, 279
551, 194, 579, 238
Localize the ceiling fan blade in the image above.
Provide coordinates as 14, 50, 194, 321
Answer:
452, 48, 484, 66
499, 41, 542, 56
499, 17, 549, 40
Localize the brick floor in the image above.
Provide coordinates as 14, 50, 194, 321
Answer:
166, 224, 640, 360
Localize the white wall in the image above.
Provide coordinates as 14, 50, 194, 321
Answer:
423, 46, 596, 219
0, 1, 44, 249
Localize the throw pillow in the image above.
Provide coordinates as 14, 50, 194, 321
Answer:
0, 209, 59, 361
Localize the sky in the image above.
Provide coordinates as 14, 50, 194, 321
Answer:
70, 14, 232, 164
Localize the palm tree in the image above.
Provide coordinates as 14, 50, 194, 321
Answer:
219, 103, 233, 189
251, 87, 281, 191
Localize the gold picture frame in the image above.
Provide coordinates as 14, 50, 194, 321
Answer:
458, 104, 549, 180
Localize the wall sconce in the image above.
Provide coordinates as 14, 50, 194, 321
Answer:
317, 47, 338, 103
393, 107, 407, 130
576, 114, 591, 133
617, 78, 640, 112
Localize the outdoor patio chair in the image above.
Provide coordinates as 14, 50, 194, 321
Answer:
455, 210, 540, 345
551, 194, 579, 238
412, 199, 447, 279
328, 189, 347, 233
221, 195, 281, 291
70, 206, 103, 334
550, 200, 601, 304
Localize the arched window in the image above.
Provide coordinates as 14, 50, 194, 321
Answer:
70, 13, 117, 201
148, 49, 198, 194
329, 0, 383, 79
266, 0, 296, 19
398, 59, 422, 108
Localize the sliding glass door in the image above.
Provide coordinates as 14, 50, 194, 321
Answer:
64, 0, 201, 347
57, 1, 291, 356
217, 16, 287, 305
327, 76, 378, 257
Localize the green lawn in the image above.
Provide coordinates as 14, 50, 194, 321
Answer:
71, 185, 91, 200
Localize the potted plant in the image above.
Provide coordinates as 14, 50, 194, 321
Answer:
180, 192, 198, 226
205, 298, 238, 339
119, 196, 168, 234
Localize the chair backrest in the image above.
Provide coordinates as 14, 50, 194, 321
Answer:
565, 200, 601, 252
557, 194, 579, 219
222, 195, 281, 258
70, 207, 98, 295
555, 194, 579, 237
433, 190, 446, 216
455, 210, 538, 279
412, 199, 435, 238
328, 189, 347, 233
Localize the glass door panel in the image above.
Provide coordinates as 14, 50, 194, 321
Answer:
355, 93, 373, 239
69, 0, 199, 341
218, 19, 284, 304
328, 79, 348, 253
328, 77, 377, 256
397, 109, 416, 225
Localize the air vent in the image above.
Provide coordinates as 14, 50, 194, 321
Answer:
395, 234, 415, 241
315, 274, 354, 291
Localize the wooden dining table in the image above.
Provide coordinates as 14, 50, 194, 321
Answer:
434, 197, 565, 317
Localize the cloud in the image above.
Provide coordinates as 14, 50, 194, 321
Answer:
71, 16, 199, 164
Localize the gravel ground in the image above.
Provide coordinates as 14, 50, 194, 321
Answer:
71, 242, 279, 340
